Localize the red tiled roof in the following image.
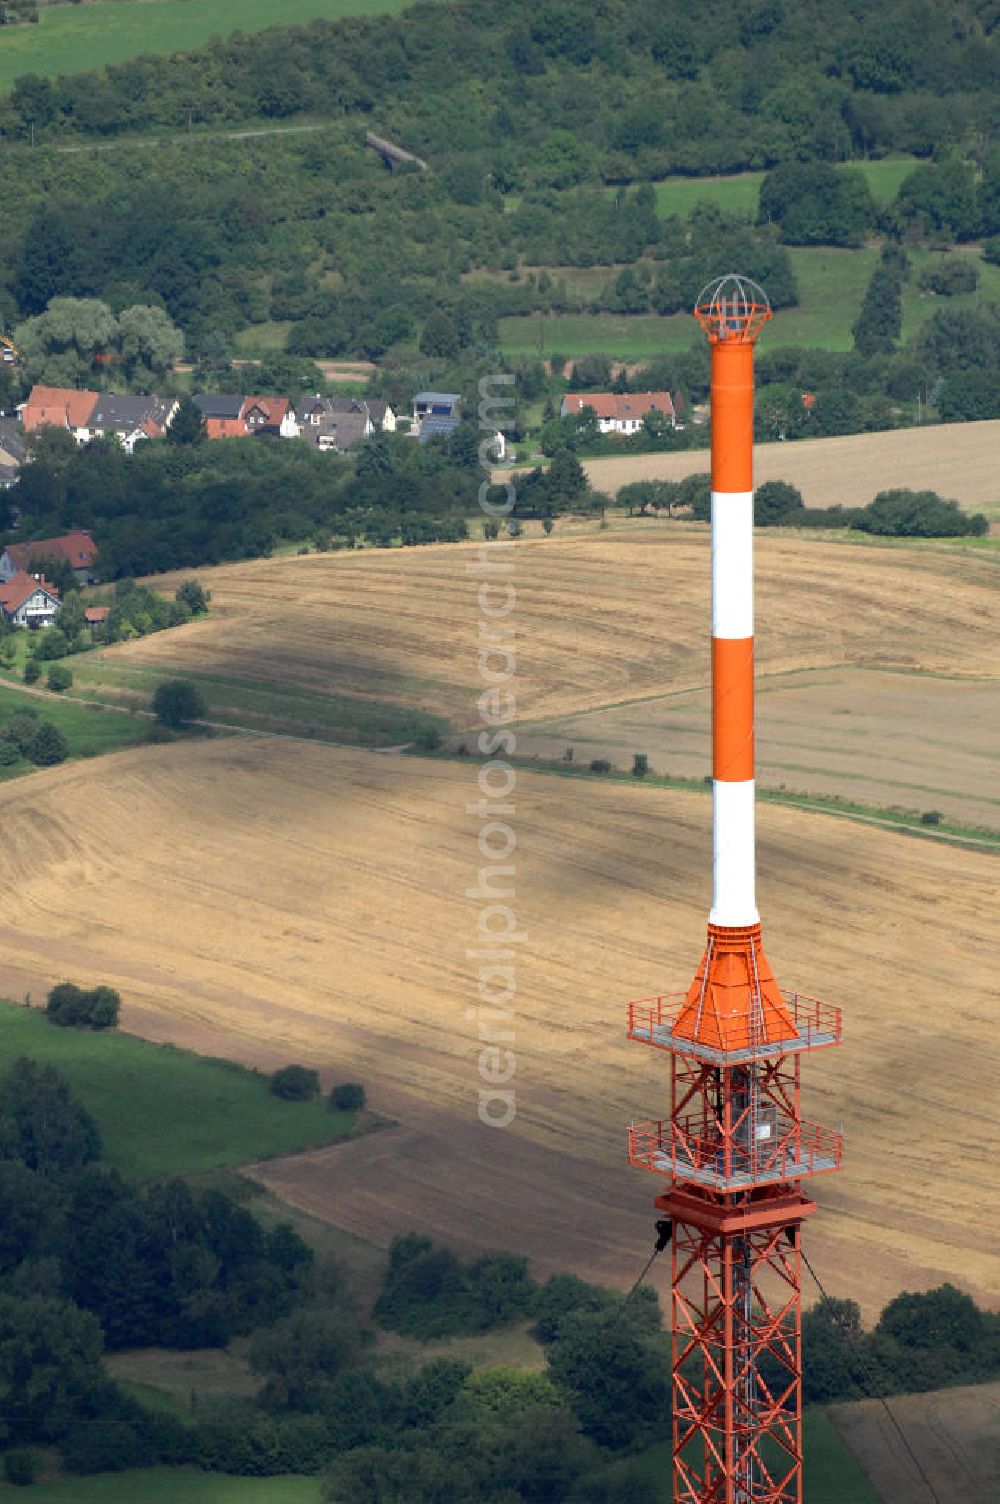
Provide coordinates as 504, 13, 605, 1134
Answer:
562, 391, 675, 421
83, 606, 111, 624
240, 396, 290, 426
22, 386, 99, 433
5, 531, 98, 573
0, 571, 60, 614
206, 417, 249, 440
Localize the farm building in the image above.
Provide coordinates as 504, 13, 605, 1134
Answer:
560, 390, 676, 435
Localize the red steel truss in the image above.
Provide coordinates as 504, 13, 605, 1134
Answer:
628, 925, 842, 1504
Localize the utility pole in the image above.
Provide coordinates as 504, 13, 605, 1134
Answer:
627, 275, 844, 1504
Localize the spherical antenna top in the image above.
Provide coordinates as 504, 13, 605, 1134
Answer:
693, 273, 772, 344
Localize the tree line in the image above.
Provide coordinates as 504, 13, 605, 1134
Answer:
2, 0, 997, 171
620, 476, 988, 537
7, 408, 602, 578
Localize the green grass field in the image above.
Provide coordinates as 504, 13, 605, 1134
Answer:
645, 156, 919, 221
12, 1412, 877, 1502
65, 652, 450, 747
0, 1002, 355, 1178
0, 676, 145, 776
633, 1411, 880, 1502
0, 0, 424, 95
501, 243, 1000, 357
15, 1471, 322, 1504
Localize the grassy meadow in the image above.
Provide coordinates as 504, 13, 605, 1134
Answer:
0, 1002, 356, 1178
0, 0, 425, 95
0, 676, 146, 775
500, 244, 1000, 357
13, 1472, 323, 1504
649, 155, 919, 220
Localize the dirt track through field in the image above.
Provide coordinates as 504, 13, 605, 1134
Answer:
0, 739, 996, 1321
564, 419, 1000, 512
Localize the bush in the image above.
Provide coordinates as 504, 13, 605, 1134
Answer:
921, 809, 942, 826
32, 628, 69, 662
271, 1065, 321, 1101
22, 659, 40, 685
589, 758, 612, 774
413, 725, 442, 752
631, 753, 649, 778
855, 488, 987, 538
46, 981, 121, 1030
4, 1448, 38, 1486
2, 708, 38, 752
26, 721, 68, 766
175, 580, 210, 615
917, 259, 979, 296
0, 741, 20, 766
152, 679, 207, 728
61, 1420, 142, 1475
330, 1082, 365, 1111
46, 663, 73, 693
755, 479, 805, 526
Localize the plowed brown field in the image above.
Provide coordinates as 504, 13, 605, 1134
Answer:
0, 738, 996, 1320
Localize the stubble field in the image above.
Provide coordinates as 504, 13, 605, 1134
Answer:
567, 419, 1000, 515
0, 529, 992, 1324
829, 1380, 1000, 1504
69, 529, 1000, 838
0, 739, 994, 1319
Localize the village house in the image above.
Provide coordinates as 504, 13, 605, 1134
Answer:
192, 394, 248, 439
87, 393, 179, 453
295, 394, 396, 437
295, 397, 375, 453
559, 390, 676, 435
412, 391, 461, 442
365, 398, 396, 433
240, 396, 299, 439
409, 391, 507, 458
20, 386, 99, 445
0, 530, 99, 586
0, 571, 60, 628
0, 419, 26, 488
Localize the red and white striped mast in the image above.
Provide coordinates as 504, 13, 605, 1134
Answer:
626, 276, 844, 1504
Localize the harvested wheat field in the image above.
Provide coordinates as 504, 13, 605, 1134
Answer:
568, 418, 1000, 514
516, 666, 1000, 832
0, 738, 995, 1320
829, 1381, 1000, 1504
93, 530, 999, 735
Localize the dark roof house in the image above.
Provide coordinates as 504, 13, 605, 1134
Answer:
89, 393, 176, 440
194, 394, 245, 421
417, 414, 462, 444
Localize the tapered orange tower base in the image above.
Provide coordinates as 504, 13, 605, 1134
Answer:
672, 923, 797, 1052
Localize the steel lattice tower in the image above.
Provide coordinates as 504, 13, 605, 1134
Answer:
627, 277, 844, 1504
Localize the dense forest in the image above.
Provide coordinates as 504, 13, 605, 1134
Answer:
1, 0, 1000, 349
4, 0, 1000, 163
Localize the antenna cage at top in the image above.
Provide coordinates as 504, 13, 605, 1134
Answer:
693, 274, 772, 342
